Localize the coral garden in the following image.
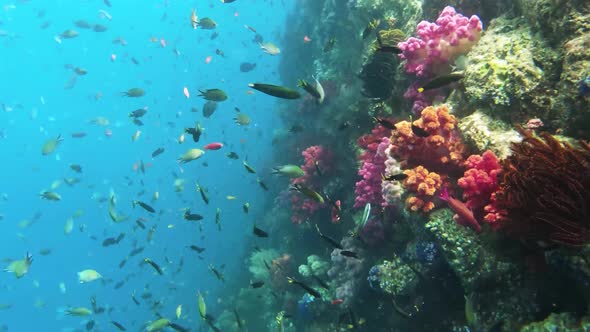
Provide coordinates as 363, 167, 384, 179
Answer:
214, 0, 590, 331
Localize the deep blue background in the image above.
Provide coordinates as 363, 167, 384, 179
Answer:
0, 0, 293, 330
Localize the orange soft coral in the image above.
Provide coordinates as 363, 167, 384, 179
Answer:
390, 105, 466, 172
403, 166, 443, 212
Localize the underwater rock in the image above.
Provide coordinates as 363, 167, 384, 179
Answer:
516, 0, 590, 45
249, 249, 279, 280
327, 236, 367, 306
555, 34, 590, 138
458, 111, 521, 159
425, 209, 537, 330
460, 16, 559, 120
520, 312, 590, 332
371, 256, 419, 296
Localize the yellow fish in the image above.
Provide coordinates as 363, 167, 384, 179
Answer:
64, 217, 74, 235
5, 253, 33, 279
176, 304, 182, 319
41, 134, 63, 155
226, 195, 237, 200
77, 269, 102, 283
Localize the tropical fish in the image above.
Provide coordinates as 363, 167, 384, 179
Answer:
65, 307, 93, 316
129, 108, 147, 118
202, 101, 217, 118
286, 276, 322, 298
178, 149, 205, 164
243, 202, 250, 213
362, 19, 380, 40
196, 183, 209, 204
382, 173, 408, 181
176, 304, 182, 319
145, 318, 170, 332
40, 191, 61, 201
190, 9, 198, 29
122, 88, 145, 97
233, 113, 251, 126
297, 76, 324, 103
188, 245, 206, 253
60, 29, 79, 38
77, 269, 102, 283
185, 122, 203, 142
289, 184, 324, 203
272, 164, 305, 178
234, 308, 244, 329
132, 200, 155, 213
4, 252, 33, 278
69, 164, 82, 173
41, 134, 63, 155
373, 117, 395, 130
197, 292, 207, 319
183, 210, 203, 221
64, 217, 74, 235
418, 72, 465, 92
253, 225, 268, 238
313, 275, 330, 290
340, 250, 359, 259
411, 123, 430, 138
242, 160, 256, 173
315, 224, 343, 249
151, 147, 165, 158
198, 89, 227, 101
144, 258, 163, 275
440, 186, 481, 233
208, 264, 225, 282
250, 280, 265, 288
111, 321, 127, 331
197, 17, 217, 29
239, 62, 256, 72
204, 142, 223, 150
226, 152, 239, 159
248, 83, 300, 99
257, 178, 269, 191
215, 208, 222, 231
259, 42, 280, 55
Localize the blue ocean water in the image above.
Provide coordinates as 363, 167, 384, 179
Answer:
0, 0, 293, 330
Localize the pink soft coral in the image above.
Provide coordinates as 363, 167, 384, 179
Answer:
290, 145, 334, 224
398, 6, 483, 77
354, 135, 391, 209
457, 150, 503, 228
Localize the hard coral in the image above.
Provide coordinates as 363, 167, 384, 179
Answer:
497, 129, 590, 246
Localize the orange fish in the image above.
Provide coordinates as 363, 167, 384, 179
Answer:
160, 39, 167, 48
303, 35, 311, 43
205, 56, 212, 64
